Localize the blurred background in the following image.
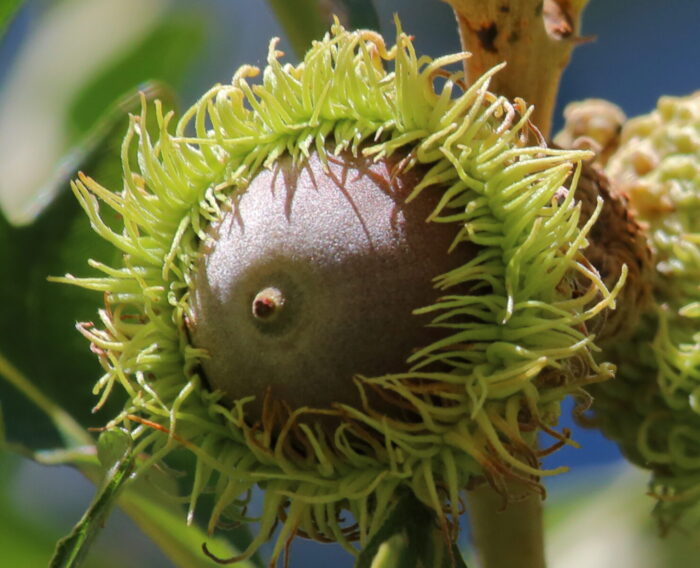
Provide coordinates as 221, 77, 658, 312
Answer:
1, 1, 699, 566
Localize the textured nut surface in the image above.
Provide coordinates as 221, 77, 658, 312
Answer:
188, 151, 465, 416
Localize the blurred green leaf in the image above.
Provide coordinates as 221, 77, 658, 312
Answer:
0, 0, 170, 225
0, 193, 115, 448
66, 11, 205, 141
6, 437, 258, 568
266, 0, 328, 57
0, 5, 204, 225
0, 0, 25, 37
332, 0, 380, 30
266, 0, 380, 58
50, 436, 135, 568
545, 466, 700, 568
0, 351, 92, 448
0, 85, 176, 449
0, 7, 204, 447
0, 453, 122, 568
118, 481, 262, 568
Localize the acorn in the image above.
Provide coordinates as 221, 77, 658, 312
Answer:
63, 21, 630, 564
583, 92, 700, 527
187, 149, 465, 419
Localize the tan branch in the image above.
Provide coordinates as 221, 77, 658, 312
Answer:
445, 0, 590, 138
466, 478, 547, 568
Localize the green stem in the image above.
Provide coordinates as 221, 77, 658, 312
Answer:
49, 437, 135, 568
466, 479, 546, 568
0, 350, 92, 447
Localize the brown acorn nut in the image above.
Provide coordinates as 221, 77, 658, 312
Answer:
187, 150, 468, 419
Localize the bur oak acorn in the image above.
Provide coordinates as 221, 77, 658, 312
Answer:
65, 22, 637, 565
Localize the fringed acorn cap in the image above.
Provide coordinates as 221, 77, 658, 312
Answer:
588, 92, 700, 529
60, 20, 625, 564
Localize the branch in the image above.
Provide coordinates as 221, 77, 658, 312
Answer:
444, 0, 590, 138
466, 479, 546, 568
